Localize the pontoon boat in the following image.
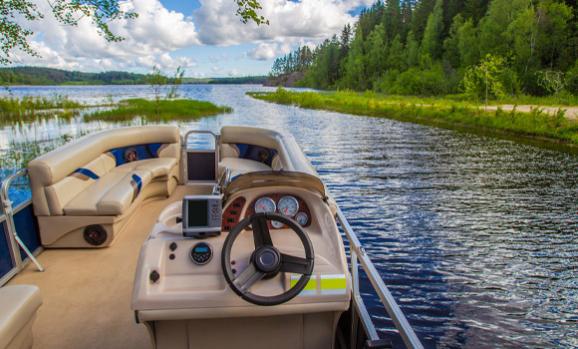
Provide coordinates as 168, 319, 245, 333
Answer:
0, 126, 423, 349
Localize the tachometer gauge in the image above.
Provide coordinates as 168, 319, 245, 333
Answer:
278, 196, 299, 217
295, 212, 309, 226
254, 197, 276, 214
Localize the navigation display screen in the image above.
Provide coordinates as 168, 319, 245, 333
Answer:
187, 200, 208, 227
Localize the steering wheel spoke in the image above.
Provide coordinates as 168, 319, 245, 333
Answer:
233, 264, 265, 292
251, 215, 273, 247
280, 253, 311, 274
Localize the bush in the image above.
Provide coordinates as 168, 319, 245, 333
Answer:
375, 65, 450, 96
566, 62, 578, 95
462, 54, 520, 100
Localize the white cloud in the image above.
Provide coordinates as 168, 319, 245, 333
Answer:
10, 0, 373, 73
13, 0, 199, 72
193, 0, 361, 46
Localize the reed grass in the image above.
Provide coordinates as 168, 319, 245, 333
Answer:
0, 95, 83, 125
84, 98, 232, 122
248, 89, 578, 145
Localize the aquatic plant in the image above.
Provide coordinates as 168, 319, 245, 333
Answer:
84, 98, 232, 122
0, 95, 83, 125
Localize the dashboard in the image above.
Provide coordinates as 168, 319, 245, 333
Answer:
222, 193, 312, 231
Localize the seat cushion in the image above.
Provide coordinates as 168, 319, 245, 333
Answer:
63, 171, 128, 216
64, 170, 153, 216
0, 285, 42, 349
97, 170, 152, 215
114, 158, 177, 178
219, 157, 271, 177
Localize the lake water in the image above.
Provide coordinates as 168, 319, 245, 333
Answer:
1, 85, 577, 348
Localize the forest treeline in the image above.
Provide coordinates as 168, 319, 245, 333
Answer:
269, 0, 578, 99
0, 67, 266, 86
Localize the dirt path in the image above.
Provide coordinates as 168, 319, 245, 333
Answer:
483, 105, 578, 120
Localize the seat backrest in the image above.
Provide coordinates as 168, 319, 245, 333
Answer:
0, 285, 42, 349
28, 126, 181, 216
220, 126, 317, 175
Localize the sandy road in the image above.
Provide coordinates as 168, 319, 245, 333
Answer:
483, 105, 578, 120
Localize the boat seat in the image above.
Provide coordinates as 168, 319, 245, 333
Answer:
63, 169, 152, 216
28, 126, 182, 247
219, 157, 271, 177
0, 285, 42, 349
114, 158, 177, 178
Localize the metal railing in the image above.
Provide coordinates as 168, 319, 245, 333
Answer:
0, 169, 44, 273
336, 207, 423, 349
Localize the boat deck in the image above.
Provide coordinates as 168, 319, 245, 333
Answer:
8, 186, 197, 349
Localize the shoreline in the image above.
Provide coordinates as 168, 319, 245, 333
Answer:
248, 89, 578, 153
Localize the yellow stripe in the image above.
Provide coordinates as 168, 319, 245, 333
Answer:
320, 277, 346, 290
290, 278, 317, 291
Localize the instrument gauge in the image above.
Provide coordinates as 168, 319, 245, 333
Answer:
295, 212, 309, 226
271, 220, 284, 229
254, 197, 276, 214
278, 196, 299, 217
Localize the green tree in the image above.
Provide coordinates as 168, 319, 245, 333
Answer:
462, 54, 519, 100
383, 0, 402, 42
339, 30, 367, 90
411, 0, 436, 41
478, 0, 530, 58
457, 18, 480, 67
443, 14, 464, 68
421, 0, 444, 61
463, 0, 490, 23
365, 24, 388, 80
406, 30, 420, 67
387, 34, 406, 71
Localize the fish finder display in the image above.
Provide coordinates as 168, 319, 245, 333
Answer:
187, 200, 208, 227
182, 195, 222, 238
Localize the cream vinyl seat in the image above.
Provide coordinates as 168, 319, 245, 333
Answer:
28, 125, 181, 248
218, 126, 317, 178
219, 157, 272, 177
0, 286, 42, 349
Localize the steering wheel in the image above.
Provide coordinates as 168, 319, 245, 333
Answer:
221, 212, 314, 306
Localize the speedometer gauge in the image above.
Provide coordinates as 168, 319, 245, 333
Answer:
254, 197, 276, 213
278, 196, 299, 217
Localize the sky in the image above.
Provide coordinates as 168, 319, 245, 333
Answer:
12, 0, 374, 78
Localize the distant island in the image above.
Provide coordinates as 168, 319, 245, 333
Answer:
0, 66, 266, 86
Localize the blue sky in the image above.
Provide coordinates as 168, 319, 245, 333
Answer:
17, 0, 373, 77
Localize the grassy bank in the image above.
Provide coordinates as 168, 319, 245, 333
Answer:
85, 98, 232, 122
248, 89, 578, 146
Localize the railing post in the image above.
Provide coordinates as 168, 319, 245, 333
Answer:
350, 251, 359, 348
1, 169, 44, 272
336, 207, 424, 349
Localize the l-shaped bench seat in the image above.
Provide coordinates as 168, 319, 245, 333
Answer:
28, 126, 181, 248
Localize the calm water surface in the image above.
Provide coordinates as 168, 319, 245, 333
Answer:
1, 85, 577, 348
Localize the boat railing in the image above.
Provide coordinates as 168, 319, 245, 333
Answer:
335, 207, 424, 349
0, 169, 44, 277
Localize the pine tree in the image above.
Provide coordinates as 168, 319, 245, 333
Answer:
421, 0, 444, 61
383, 0, 402, 42
443, 14, 464, 68
366, 24, 389, 80
406, 30, 420, 67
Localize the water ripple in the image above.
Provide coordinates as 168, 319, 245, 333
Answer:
1, 85, 577, 348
